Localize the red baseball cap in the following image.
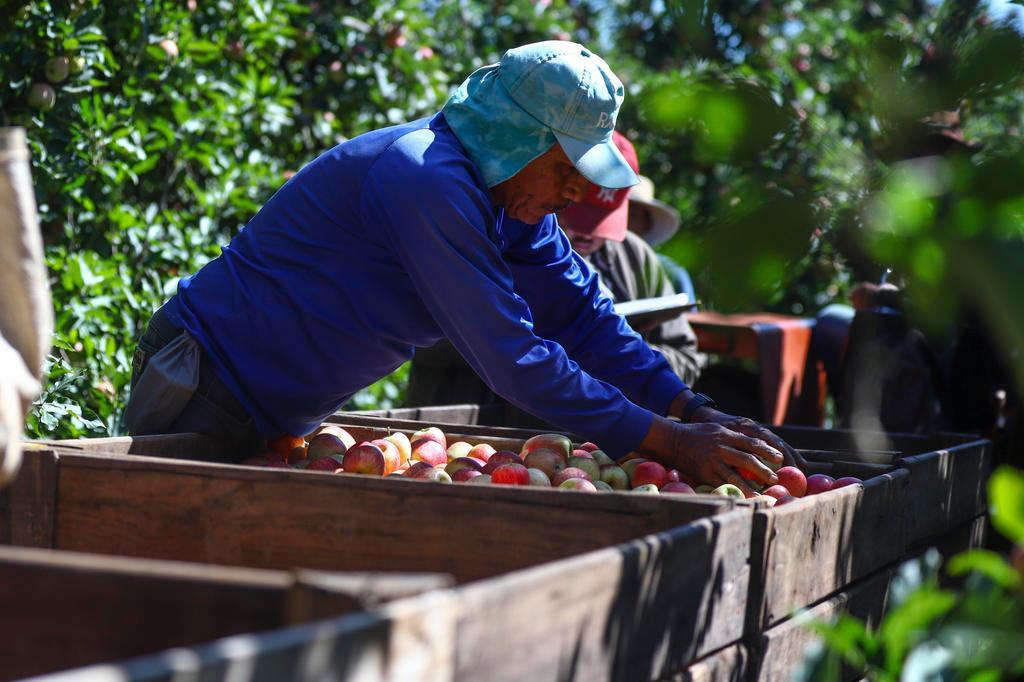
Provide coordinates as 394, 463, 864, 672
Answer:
558, 130, 639, 242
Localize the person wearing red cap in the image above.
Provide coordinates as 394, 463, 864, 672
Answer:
557, 131, 704, 386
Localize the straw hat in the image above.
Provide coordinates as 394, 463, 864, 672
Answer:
628, 175, 680, 247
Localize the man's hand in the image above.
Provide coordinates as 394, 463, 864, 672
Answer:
694, 408, 807, 469
637, 416, 784, 497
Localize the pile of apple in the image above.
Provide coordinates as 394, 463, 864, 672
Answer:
246, 426, 861, 502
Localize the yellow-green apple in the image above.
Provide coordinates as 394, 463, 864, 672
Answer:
45, 56, 70, 83
411, 427, 447, 450
411, 439, 447, 467
631, 461, 668, 489
527, 468, 551, 486
594, 480, 613, 492
751, 494, 777, 507
417, 469, 452, 483
468, 443, 496, 462
481, 451, 524, 474
568, 456, 601, 483
491, 463, 531, 486
371, 439, 401, 474
552, 467, 593, 486
621, 458, 648, 482
342, 442, 386, 475
385, 432, 412, 465
632, 483, 660, 494
832, 476, 862, 489
762, 485, 792, 501
805, 474, 835, 495
521, 434, 571, 462
446, 441, 473, 461
712, 483, 745, 499
445, 457, 482, 478
524, 448, 566, 480
559, 478, 597, 492
307, 432, 348, 460
27, 82, 56, 110
661, 482, 695, 494
468, 474, 492, 485
695, 484, 716, 493
589, 450, 615, 467
306, 455, 344, 472
776, 466, 807, 497
599, 465, 630, 490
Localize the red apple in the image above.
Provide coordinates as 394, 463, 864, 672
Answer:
452, 468, 483, 483
286, 445, 307, 465
311, 425, 356, 450
577, 442, 600, 452
832, 476, 863, 489
270, 434, 305, 457
411, 427, 447, 450
631, 461, 668, 489
571, 449, 594, 459
306, 455, 344, 471
559, 478, 597, 492
524, 448, 566, 480
446, 441, 473, 461
776, 466, 808, 498
385, 432, 412, 465
410, 438, 447, 467
307, 432, 348, 460
405, 461, 435, 478
445, 457, 483, 478
552, 467, 593, 486
468, 443, 496, 462
763, 485, 793, 501
371, 439, 401, 474
661, 482, 695, 494
568, 456, 601, 483
468, 457, 487, 468
666, 469, 682, 484
775, 495, 798, 506
806, 474, 835, 495
481, 451, 524, 474
600, 465, 630, 490
342, 442, 386, 475
521, 433, 571, 462
491, 463, 531, 486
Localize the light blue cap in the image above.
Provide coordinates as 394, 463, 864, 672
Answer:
442, 41, 640, 189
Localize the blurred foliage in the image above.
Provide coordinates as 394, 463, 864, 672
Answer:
798, 466, 1024, 681
5, 0, 1023, 435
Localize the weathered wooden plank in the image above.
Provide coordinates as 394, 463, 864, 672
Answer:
284, 570, 452, 625
900, 440, 992, 545
747, 468, 908, 632
43, 433, 219, 459
27, 589, 457, 682
905, 513, 987, 560
0, 445, 58, 547
50, 450, 729, 582
750, 566, 895, 682
452, 509, 752, 682
659, 643, 748, 682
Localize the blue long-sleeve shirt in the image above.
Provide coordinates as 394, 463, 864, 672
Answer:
165, 114, 687, 458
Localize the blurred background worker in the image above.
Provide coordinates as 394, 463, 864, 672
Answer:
0, 127, 53, 487
407, 130, 705, 414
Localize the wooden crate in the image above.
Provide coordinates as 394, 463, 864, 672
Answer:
0, 544, 450, 681
4, 443, 752, 680
745, 457, 910, 633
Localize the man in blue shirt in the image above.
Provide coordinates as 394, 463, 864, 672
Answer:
125, 41, 798, 494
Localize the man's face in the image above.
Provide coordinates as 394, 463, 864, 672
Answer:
490, 143, 588, 224
559, 223, 607, 257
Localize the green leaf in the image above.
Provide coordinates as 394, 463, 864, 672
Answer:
947, 550, 1022, 590
879, 588, 958, 674
989, 466, 1024, 544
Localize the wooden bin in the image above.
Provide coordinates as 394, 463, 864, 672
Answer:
6, 441, 752, 681
0, 544, 451, 681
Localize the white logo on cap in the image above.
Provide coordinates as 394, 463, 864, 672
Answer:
596, 111, 613, 129
596, 187, 618, 203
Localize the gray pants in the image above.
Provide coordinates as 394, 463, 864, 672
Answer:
127, 303, 263, 462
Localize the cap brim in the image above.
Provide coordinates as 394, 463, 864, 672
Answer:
554, 130, 640, 189
559, 199, 629, 242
